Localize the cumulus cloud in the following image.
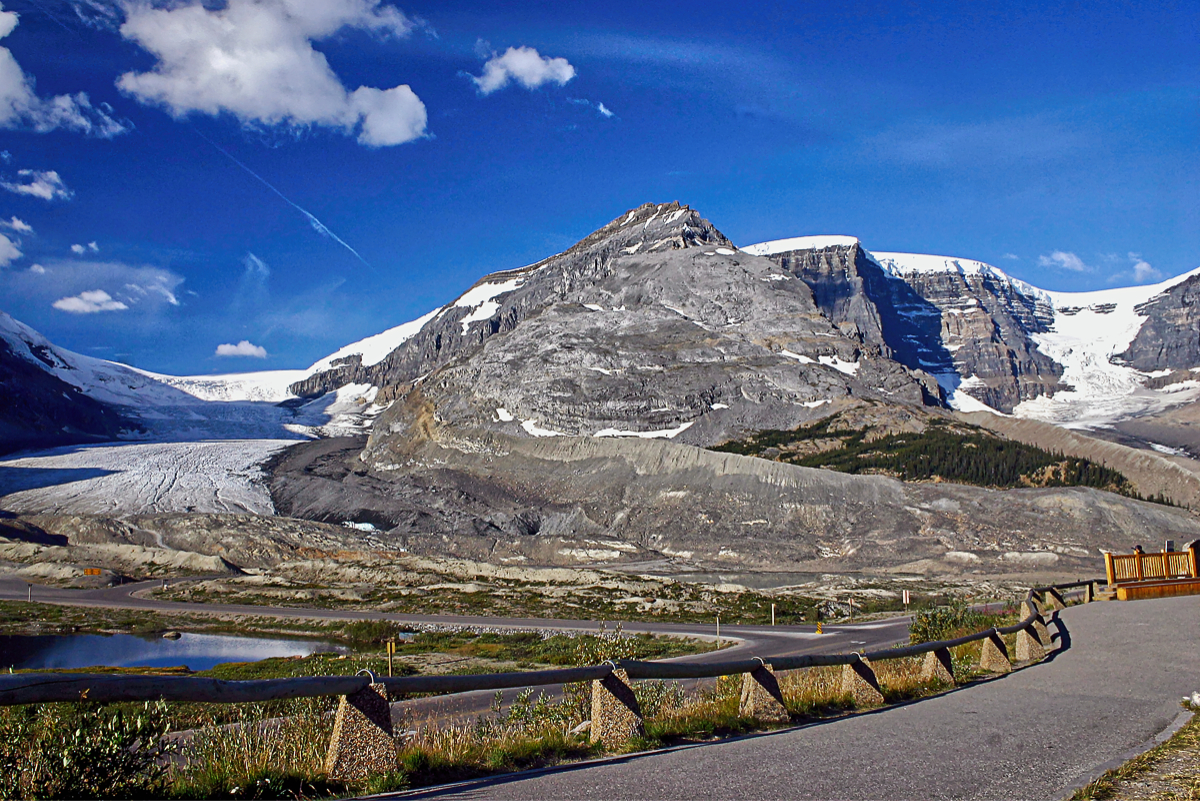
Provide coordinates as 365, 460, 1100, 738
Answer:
116, 0, 427, 147
1, 169, 72, 200
0, 215, 30, 233
215, 340, 268, 358
4, 258, 185, 316
1037, 251, 1090, 272
1129, 252, 1160, 283
53, 288, 128, 313
472, 46, 576, 95
0, 4, 130, 137
0, 230, 19, 265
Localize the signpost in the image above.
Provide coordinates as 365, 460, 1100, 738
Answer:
386, 641, 396, 677
902, 589, 911, 615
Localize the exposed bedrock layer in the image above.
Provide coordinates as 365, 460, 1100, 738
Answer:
760, 244, 1063, 413
268, 431, 1200, 575
1120, 272, 1200, 371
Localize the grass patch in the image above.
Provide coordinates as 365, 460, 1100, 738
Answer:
1071, 703, 1200, 800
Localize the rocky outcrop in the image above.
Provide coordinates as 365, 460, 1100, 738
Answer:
1119, 272, 1200, 371
758, 246, 1064, 413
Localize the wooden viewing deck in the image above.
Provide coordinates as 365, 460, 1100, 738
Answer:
1103, 544, 1200, 601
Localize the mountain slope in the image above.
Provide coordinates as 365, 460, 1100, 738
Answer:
747, 236, 1200, 429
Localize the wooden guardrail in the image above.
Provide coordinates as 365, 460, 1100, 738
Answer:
0, 581, 1092, 781
1104, 549, 1197, 584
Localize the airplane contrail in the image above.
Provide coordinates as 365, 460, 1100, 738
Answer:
194, 130, 372, 269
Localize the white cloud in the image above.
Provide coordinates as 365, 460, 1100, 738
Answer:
28, 262, 43, 274
0, 230, 19, 265
1, 168, 72, 200
472, 46, 576, 95
568, 97, 614, 118
116, 0, 427, 147
53, 289, 128, 313
215, 340, 268, 358
1128, 252, 1160, 283
1001, 253, 1019, 260
70, 243, 85, 254
243, 252, 270, 279
0, 4, 130, 137
1037, 251, 1090, 272
0, 215, 30, 233
6, 258, 184, 315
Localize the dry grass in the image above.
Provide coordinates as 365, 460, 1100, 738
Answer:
1072, 706, 1200, 801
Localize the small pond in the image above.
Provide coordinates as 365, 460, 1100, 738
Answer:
1, 632, 347, 672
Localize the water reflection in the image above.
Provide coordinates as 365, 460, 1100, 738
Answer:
1, 632, 345, 672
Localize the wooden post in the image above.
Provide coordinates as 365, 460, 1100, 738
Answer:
1190, 544, 1198, 579
1135, 551, 1144, 581
1103, 552, 1116, 586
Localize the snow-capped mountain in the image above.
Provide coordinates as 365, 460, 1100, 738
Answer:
747, 236, 1200, 428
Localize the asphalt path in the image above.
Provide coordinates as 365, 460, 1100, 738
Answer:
387, 595, 1200, 801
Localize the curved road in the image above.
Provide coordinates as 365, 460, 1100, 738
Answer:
387, 595, 1200, 801
0, 575, 910, 660
1, 574, 911, 725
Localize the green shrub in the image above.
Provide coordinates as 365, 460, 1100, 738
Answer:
909, 602, 991, 645
0, 701, 173, 799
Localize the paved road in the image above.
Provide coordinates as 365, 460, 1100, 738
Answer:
391, 595, 1200, 801
1, 573, 911, 726
0, 575, 909, 660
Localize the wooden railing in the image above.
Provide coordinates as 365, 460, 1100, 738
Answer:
0, 581, 1092, 782
1104, 549, 1198, 585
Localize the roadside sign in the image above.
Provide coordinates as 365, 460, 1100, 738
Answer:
83, 568, 102, 576
902, 589, 910, 605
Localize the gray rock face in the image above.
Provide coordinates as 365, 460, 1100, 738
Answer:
1120, 273, 1200, 371
296, 203, 941, 450
760, 246, 1063, 413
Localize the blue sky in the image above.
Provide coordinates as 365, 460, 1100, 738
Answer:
0, 0, 1195, 374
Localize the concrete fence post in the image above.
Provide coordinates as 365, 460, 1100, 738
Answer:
1044, 587, 1066, 611
590, 667, 644, 748
919, 647, 955, 685
840, 656, 885, 707
1015, 626, 1046, 663
1084, 582, 1095, 603
738, 662, 790, 723
979, 631, 1012, 674
325, 674, 396, 782
1032, 614, 1051, 648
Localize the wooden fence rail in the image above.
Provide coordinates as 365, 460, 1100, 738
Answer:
0, 581, 1093, 781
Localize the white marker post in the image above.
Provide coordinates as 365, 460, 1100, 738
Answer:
903, 589, 910, 615
716, 615, 721, 650
771, 603, 776, 626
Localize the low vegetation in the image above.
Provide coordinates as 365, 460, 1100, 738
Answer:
0, 601, 1043, 799
1071, 699, 1200, 800
712, 414, 1150, 498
